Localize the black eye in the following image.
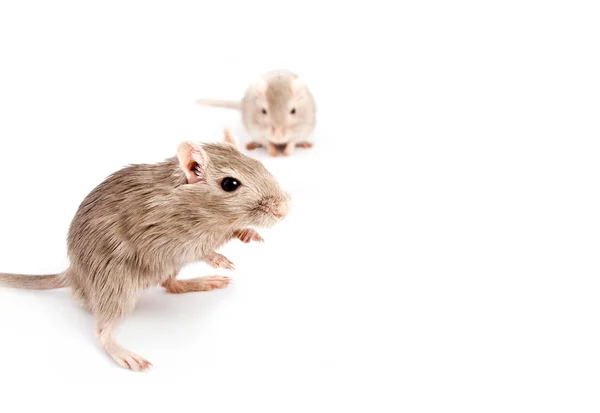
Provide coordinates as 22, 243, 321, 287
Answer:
221, 177, 241, 192
290, 108, 296, 115
261, 108, 267, 115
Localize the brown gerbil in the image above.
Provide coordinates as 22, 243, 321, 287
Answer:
197, 70, 317, 157
0, 129, 290, 371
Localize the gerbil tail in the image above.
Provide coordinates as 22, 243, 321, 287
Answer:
196, 99, 241, 110
0, 270, 69, 290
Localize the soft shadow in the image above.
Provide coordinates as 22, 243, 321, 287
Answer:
22, 282, 236, 349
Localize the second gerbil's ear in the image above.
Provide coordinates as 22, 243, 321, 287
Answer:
177, 142, 209, 184
223, 128, 239, 149
291, 77, 306, 97
253, 78, 268, 97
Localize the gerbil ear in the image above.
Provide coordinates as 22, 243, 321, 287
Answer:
253, 77, 268, 97
176, 142, 209, 184
223, 128, 239, 148
291, 77, 306, 97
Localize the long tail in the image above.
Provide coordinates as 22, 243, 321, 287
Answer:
0, 271, 68, 290
196, 99, 241, 110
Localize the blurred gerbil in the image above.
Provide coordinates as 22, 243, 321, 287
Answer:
0, 129, 290, 371
197, 70, 317, 157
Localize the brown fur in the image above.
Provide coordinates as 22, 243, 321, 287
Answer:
0, 130, 289, 371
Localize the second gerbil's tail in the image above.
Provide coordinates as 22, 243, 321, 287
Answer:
196, 99, 241, 110
0, 271, 69, 290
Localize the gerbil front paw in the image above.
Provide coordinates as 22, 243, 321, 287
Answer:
283, 142, 295, 157
267, 143, 278, 157
233, 228, 264, 243
207, 253, 235, 270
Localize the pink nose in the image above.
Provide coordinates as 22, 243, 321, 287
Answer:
272, 127, 286, 140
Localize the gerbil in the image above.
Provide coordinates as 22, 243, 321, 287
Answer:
0, 129, 290, 371
197, 70, 317, 157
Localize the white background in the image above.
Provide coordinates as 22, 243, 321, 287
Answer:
0, 0, 599, 411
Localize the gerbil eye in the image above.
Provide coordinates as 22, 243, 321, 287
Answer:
221, 177, 241, 192
290, 108, 296, 115
261, 108, 267, 115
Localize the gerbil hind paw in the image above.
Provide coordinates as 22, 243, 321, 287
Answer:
296, 141, 313, 149
163, 276, 231, 293
112, 351, 152, 372
191, 275, 231, 291
97, 320, 151, 372
246, 141, 262, 150
199, 275, 231, 290
206, 253, 235, 270
233, 228, 264, 243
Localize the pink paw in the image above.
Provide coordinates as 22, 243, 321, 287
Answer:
267, 143, 279, 157
199, 275, 231, 290
235, 229, 264, 243
283, 144, 295, 157
207, 253, 235, 270
112, 351, 152, 372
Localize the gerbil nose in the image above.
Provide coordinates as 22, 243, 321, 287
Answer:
277, 193, 291, 217
272, 127, 286, 141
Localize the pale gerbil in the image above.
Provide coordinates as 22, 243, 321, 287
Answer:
0, 129, 290, 371
197, 70, 317, 157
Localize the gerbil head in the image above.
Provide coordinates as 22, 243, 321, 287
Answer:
251, 75, 313, 144
176, 129, 290, 228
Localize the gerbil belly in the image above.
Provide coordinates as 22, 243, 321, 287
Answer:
66, 232, 232, 304
67, 251, 180, 297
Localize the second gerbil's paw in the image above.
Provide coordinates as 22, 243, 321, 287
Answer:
296, 141, 313, 149
234, 228, 264, 243
207, 253, 235, 270
283, 142, 295, 157
267, 143, 279, 157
